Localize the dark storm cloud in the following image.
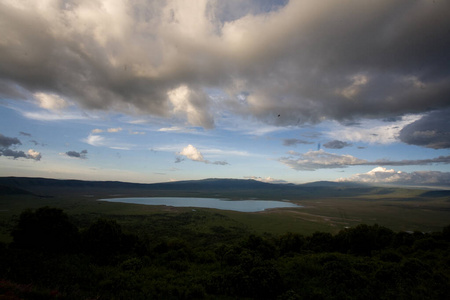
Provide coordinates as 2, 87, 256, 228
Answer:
323, 140, 352, 149
65, 150, 88, 159
382, 117, 403, 123
1, 1, 450, 128
0, 148, 27, 159
399, 109, 450, 149
0, 133, 21, 148
282, 139, 314, 146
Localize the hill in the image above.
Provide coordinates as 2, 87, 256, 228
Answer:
0, 176, 435, 200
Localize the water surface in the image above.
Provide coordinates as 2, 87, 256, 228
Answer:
98, 197, 301, 212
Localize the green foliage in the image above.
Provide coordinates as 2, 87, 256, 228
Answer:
11, 206, 80, 254
278, 232, 306, 255
1, 207, 450, 299
335, 224, 394, 255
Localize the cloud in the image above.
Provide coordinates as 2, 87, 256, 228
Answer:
168, 85, 214, 129
283, 139, 314, 146
19, 131, 32, 137
0, 133, 41, 161
1, 1, 449, 128
177, 144, 228, 165
84, 134, 106, 147
280, 150, 366, 171
158, 126, 197, 133
336, 74, 369, 100
280, 149, 450, 171
0, 133, 21, 148
399, 109, 450, 149
202, 148, 251, 157
34, 92, 70, 111
83, 134, 133, 150
21, 110, 89, 121
91, 127, 123, 134
174, 157, 184, 163
0, 148, 41, 161
0, 148, 28, 159
370, 156, 450, 167
323, 140, 352, 149
129, 130, 145, 135
338, 167, 450, 187
0, 148, 27, 160
327, 115, 422, 144
107, 127, 123, 133
27, 149, 42, 161
179, 145, 205, 162
244, 176, 288, 184
65, 150, 88, 159
212, 160, 229, 165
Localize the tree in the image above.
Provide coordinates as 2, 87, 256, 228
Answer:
12, 207, 80, 254
82, 218, 141, 260
278, 232, 305, 255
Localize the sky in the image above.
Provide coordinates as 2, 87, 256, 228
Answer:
0, 0, 449, 187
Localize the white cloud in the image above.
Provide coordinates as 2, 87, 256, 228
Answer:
107, 127, 122, 133
202, 148, 251, 157
34, 92, 70, 111
179, 144, 206, 162
158, 126, 197, 133
83, 133, 135, 150
27, 149, 41, 161
244, 176, 288, 184
22, 110, 88, 121
129, 130, 146, 135
338, 167, 450, 187
84, 134, 106, 147
92, 127, 123, 133
177, 144, 228, 165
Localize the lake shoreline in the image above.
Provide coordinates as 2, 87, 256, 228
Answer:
98, 197, 302, 212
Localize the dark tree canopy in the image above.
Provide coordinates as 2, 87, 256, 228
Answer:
12, 206, 80, 253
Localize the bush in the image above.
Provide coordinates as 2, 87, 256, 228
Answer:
12, 207, 80, 254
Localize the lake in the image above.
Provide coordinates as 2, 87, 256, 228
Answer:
98, 197, 302, 212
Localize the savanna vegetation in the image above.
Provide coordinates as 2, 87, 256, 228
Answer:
1, 206, 449, 299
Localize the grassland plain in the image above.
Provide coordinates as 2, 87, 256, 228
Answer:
1, 186, 449, 244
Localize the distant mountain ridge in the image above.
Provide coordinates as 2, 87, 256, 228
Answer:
0, 176, 361, 191
0, 176, 445, 199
